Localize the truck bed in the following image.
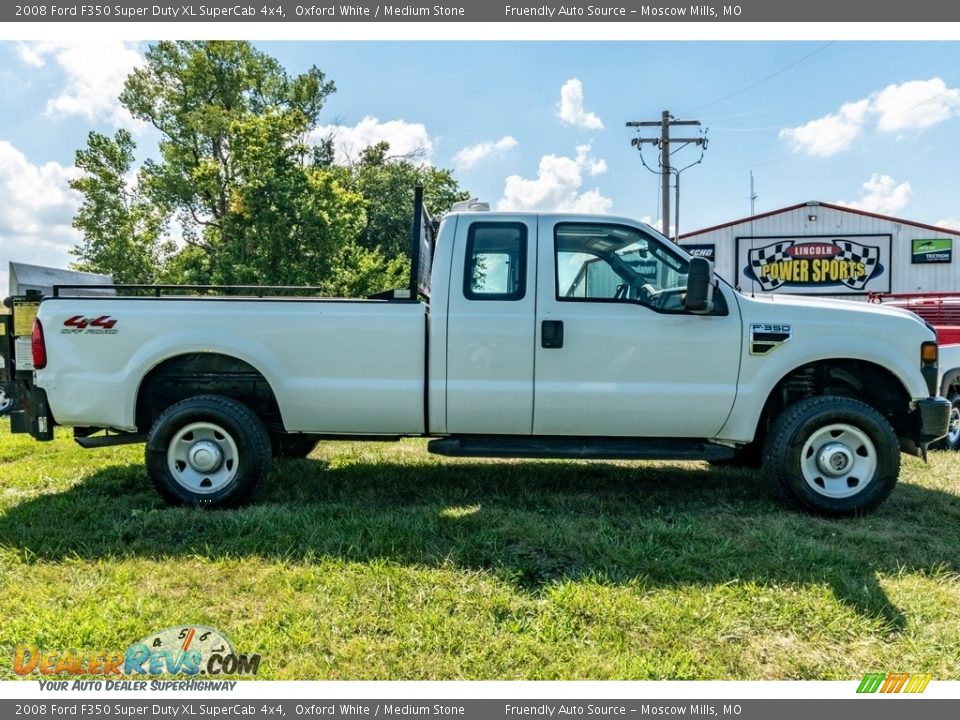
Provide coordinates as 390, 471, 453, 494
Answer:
38, 296, 427, 435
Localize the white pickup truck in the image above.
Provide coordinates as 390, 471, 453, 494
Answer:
1, 194, 951, 515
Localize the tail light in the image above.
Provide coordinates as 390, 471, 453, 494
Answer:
32, 319, 47, 370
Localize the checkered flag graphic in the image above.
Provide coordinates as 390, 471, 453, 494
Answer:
748, 239, 880, 292
748, 242, 793, 291
835, 240, 879, 290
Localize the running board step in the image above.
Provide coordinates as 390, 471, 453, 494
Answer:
427, 436, 735, 461
74, 432, 147, 448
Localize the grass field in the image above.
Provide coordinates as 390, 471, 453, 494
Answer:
1, 426, 959, 680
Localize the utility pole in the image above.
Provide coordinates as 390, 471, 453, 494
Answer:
628, 111, 706, 239
750, 170, 758, 216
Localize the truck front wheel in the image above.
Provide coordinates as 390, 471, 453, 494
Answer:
762, 396, 899, 516
145, 395, 271, 508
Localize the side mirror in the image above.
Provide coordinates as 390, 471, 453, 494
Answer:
684, 256, 715, 313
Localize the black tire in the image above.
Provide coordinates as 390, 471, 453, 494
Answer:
932, 394, 960, 451
762, 396, 900, 517
145, 395, 271, 508
272, 434, 319, 459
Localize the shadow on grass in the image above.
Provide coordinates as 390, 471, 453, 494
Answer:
2, 452, 959, 631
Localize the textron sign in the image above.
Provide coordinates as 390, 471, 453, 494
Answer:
736, 234, 892, 295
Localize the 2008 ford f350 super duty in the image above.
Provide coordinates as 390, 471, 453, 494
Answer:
1, 191, 951, 515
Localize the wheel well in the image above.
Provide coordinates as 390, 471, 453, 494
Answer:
136, 353, 283, 433
941, 369, 960, 398
754, 360, 912, 447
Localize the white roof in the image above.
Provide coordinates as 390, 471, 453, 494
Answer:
9, 262, 115, 297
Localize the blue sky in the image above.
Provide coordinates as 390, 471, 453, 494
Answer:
2, 39, 960, 290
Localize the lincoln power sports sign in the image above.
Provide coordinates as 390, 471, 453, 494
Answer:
735, 234, 892, 295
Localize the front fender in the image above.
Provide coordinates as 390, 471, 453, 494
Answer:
718, 345, 923, 444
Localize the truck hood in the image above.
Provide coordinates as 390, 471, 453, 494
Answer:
739, 292, 933, 333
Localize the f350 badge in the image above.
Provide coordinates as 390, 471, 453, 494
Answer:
750, 323, 791, 355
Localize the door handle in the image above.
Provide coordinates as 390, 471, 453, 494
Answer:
541, 320, 564, 349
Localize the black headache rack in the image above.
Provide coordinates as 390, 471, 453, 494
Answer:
410, 185, 437, 300
369, 185, 437, 301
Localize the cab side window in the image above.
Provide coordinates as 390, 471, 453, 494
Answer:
555, 223, 689, 311
464, 223, 527, 301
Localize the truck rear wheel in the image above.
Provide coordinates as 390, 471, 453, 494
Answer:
145, 395, 271, 508
762, 396, 899, 516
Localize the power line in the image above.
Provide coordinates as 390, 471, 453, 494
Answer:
783, 70, 960, 164
690, 42, 835, 113
696, 41, 949, 124
708, 125, 789, 133
701, 65, 960, 177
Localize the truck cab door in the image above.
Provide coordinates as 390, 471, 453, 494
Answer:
533, 219, 741, 438
444, 217, 538, 434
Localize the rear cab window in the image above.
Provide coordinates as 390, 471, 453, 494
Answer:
463, 223, 527, 301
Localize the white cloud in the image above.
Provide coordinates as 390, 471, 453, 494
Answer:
835, 174, 912, 216
781, 78, 960, 156
310, 116, 433, 165
872, 78, 960, 132
638, 216, 676, 237
497, 143, 612, 213
452, 136, 518, 170
575, 144, 607, 176
936, 218, 960, 232
0, 141, 83, 295
779, 100, 870, 157
15, 43, 46, 67
556, 79, 604, 130
17, 41, 144, 128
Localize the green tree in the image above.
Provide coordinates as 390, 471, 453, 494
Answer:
70, 130, 171, 284
120, 41, 339, 284
70, 41, 471, 296
346, 141, 469, 259
213, 110, 366, 285
322, 240, 409, 298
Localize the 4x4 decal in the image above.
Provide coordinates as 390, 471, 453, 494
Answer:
62, 315, 119, 335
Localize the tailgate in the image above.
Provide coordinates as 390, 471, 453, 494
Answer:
2, 293, 54, 439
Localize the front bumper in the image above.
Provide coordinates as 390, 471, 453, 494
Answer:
917, 396, 952, 445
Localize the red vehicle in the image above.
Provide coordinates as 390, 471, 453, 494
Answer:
870, 292, 960, 449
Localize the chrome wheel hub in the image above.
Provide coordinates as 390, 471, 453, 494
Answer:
800, 423, 877, 499
167, 422, 239, 494
188, 440, 223, 473
817, 442, 854, 476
